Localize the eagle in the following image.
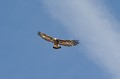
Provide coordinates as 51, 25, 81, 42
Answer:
38, 32, 79, 49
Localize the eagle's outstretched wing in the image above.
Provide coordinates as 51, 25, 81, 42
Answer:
58, 40, 79, 47
38, 32, 54, 43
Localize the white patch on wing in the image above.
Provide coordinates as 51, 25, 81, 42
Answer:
42, 35, 45, 37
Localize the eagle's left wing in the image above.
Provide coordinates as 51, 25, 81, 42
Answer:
38, 32, 54, 43
59, 40, 79, 47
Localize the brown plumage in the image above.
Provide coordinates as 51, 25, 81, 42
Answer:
38, 32, 79, 49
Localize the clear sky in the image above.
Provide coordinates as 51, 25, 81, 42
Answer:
0, 0, 120, 79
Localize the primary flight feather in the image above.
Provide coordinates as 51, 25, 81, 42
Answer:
38, 32, 79, 49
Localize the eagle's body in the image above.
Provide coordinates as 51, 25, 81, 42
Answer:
38, 32, 79, 49
53, 38, 61, 49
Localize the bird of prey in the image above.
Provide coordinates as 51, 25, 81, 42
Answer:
38, 32, 79, 49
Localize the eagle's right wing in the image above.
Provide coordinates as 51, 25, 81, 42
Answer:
59, 39, 79, 47
38, 32, 54, 43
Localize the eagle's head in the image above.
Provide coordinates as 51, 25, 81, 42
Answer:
53, 38, 59, 42
53, 38, 57, 40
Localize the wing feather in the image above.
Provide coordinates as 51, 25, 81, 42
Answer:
38, 32, 54, 43
59, 40, 79, 46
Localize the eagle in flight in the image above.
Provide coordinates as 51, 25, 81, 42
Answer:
38, 32, 79, 49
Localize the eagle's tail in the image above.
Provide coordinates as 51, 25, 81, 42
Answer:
53, 45, 61, 49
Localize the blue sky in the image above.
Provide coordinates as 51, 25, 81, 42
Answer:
0, 0, 120, 79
